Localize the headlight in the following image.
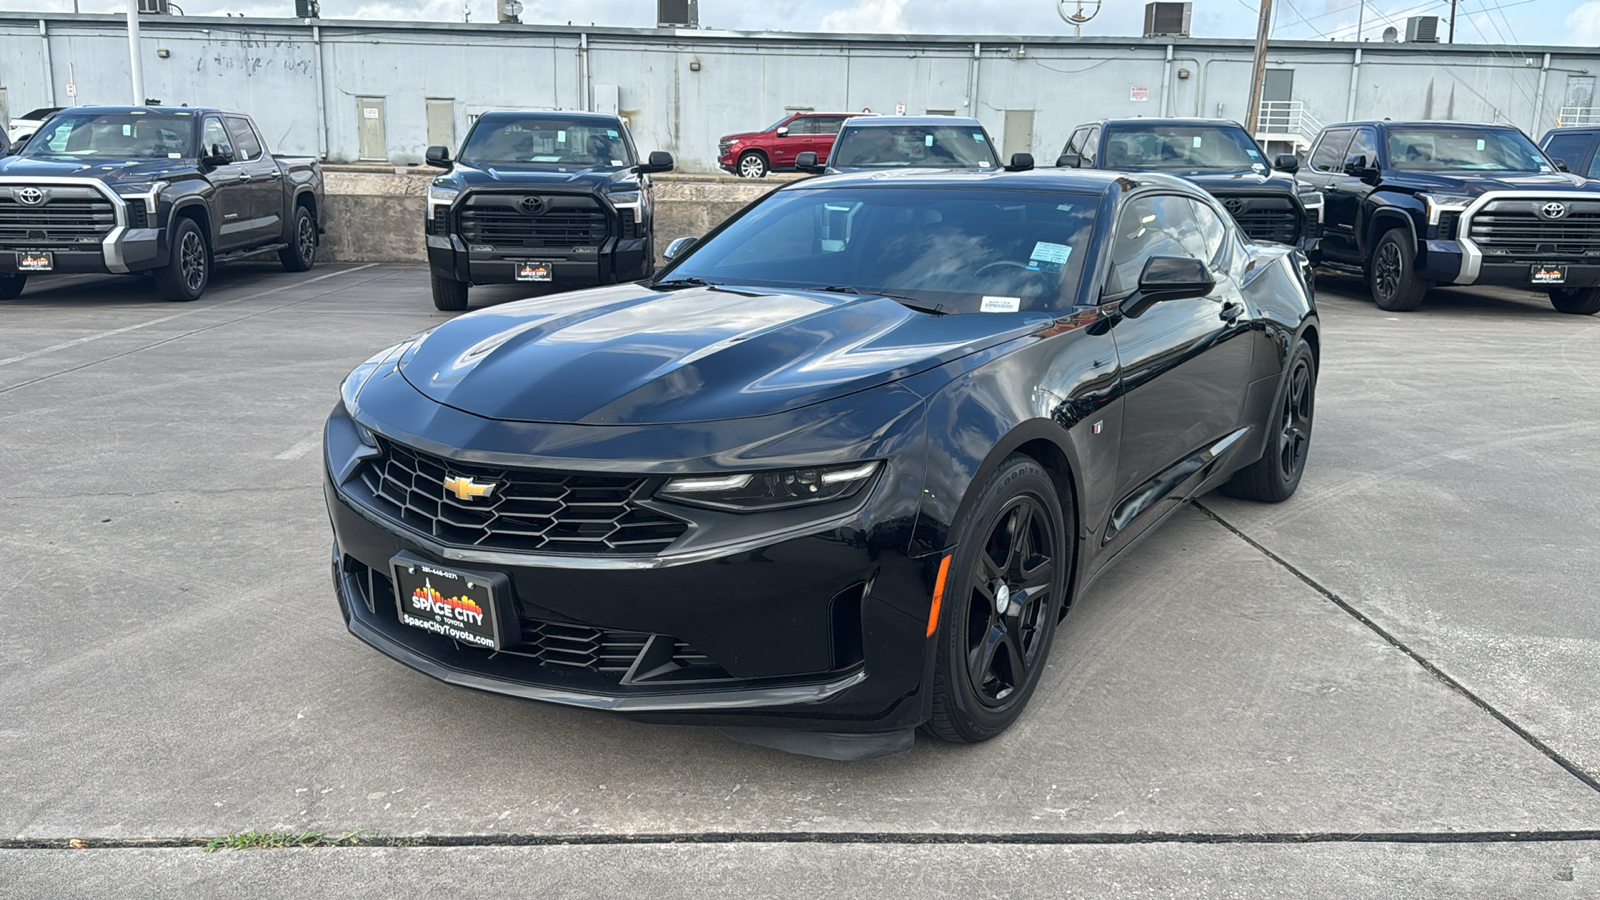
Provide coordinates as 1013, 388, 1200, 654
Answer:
340, 332, 432, 423
114, 180, 167, 214
427, 184, 460, 211
657, 462, 881, 512
608, 189, 643, 223
1420, 192, 1473, 224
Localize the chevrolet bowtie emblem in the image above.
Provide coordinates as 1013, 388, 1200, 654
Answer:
444, 475, 496, 501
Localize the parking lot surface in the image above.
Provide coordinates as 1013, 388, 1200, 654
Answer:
2, 265, 1598, 896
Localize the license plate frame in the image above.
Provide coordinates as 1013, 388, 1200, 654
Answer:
17, 251, 53, 272
390, 554, 511, 651
1530, 264, 1568, 285
514, 261, 554, 282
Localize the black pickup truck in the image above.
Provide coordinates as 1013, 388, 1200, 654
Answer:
1297, 120, 1600, 315
0, 106, 323, 302
1057, 118, 1322, 258
422, 110, 673, 311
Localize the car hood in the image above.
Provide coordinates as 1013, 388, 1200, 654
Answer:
1179, 169, 1297, 195
398, 283, 1045, 425
1377, 171, 1598, 195
0, 155, 197, 183
450, 162, 631, 190
719, 131, 767, 144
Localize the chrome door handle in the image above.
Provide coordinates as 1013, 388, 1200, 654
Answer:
1220, 301, 1244, 322
237, 172, 251, 182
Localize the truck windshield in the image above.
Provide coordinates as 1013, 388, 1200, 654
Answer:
459, 118, 635, 169
830, 125, 1001, 169
1386, 128, 1553, 173
21, 112, 196, 160
659, 186, 1098, 314
1101, 125, 1267, 174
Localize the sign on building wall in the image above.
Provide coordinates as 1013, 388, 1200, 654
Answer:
1130, 86, 1149, 102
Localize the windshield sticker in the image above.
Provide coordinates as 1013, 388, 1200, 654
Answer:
168, 152, 181, 158
978, 161, 992, 167
532, 155, 562, 162
611, 159, 624, 166
557, 130, 567, 143
1057, 203, 1075, 212
974, 134, 987, 142
607, 129, 618, 137
1247, 149, 1261, 158
1192, 136, 1203, 148
925, 135, 934, 146
981, 296, 1021, 313
1476, 139, 1485, 150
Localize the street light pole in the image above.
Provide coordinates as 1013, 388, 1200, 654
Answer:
1244, 0, 1273, 134
126, 0, 145, 105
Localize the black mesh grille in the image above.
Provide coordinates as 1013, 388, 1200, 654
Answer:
459, 194, 610, 248
128, 203, 149, 229
1468, 202, 1600, 257
0, 190, 116, 250
353, 437, 688, 555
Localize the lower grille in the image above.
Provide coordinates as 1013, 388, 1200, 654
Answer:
1219, 195, 1301, 245
458, 193, 610, 249
0, 189, 116, 251
1468, 199, 1600, 258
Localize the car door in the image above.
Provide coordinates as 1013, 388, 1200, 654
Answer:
1300, 128, 1356, 262
1100, 192, 1254, 549
224, 115, 283, 246
199, 116, 254, 252
770, 116, 815, 168
1323, 126, 1378, 260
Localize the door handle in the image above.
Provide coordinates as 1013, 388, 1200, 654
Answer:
1220, 301, 1244, 322
266, 170, 281, 179
1326, 183, 1340, 193
237, 172, 251, 182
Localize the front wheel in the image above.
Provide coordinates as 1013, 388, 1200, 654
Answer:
1367, 227, 1429, 311
737, 152, 769, 179
279, 205, 317, 272
0, 273, 25, 300
431, 273, 468, 311
925, 455, 1070, 744
153, 217, 210, 302
1549, 287, 1600, 316
1220, 339, 1317, 503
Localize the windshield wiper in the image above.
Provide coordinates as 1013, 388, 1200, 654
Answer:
810, 285, 948, 316
650, 276, 720, 290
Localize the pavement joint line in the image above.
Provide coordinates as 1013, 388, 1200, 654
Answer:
0, 266, 388, 398
10, 830, 1600, 851
1192, 500, 1600, 795
0, 264, 379, 369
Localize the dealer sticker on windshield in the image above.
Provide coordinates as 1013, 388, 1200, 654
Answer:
1027, 241, 1073, 274
981, 296, 1021, 313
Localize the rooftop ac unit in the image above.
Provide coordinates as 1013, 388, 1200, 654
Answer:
1143, 2, 1192, 38
137, 0, 170, 13
1405, 15, 1441, 42
658, 0, 698, 28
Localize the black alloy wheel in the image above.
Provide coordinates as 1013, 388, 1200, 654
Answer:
737, 151, 769, 179
1548, 287, 1600, 316
1368, 227, 1428, 311
154, 217, 210, 302
926, 454, 1070, 743
280, 205, 318, 272
1220, 339, 1317, 503
0, 273, 25, 300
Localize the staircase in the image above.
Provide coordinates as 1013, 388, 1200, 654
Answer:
1254, 101, 1323, 155
1557, 107, 1600, 127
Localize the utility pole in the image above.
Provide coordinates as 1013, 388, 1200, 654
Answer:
125, 0, 145, 105
1448, 0, 1457, 43
1354, 0, 1365, 42
1244, 0, 1273, 134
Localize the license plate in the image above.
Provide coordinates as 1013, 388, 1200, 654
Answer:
515, 261, 553, 282
1531, 264, 1567, 284
391, 557, 505, 650
17, 252, 52, 272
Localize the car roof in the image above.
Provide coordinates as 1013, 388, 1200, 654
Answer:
44, 105, 234, 117
785, 167, 1199, 195
841, 116, 983, 128
791, 111, 872, 117
1093, 117, 1246, 128
475, 109, 622, 123
1326, 120, 1522, 130
1543, 126, 1600, 134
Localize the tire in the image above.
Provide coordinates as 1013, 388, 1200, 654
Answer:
736, 151, 769, 179
431, 273, 469, 311
1548, 287, 1600, 316
0, 274, 25, 300
153, 216, 210, 302
279, 205, 317, 272
1366, 227, 1429, 311
924, 454, 1071, 744
1220, 340, 1317, 503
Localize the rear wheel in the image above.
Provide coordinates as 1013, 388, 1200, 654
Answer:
153, 217, 209, 302
925, 455, 1070, 744
1548, 287, 1600, 316
1220, 340, 1317, 503
1367, 227, 1428, 311
279, 205, 317, 272
431, 273, 469, 311
0, 274, 25, 300
737, 151, 769, 179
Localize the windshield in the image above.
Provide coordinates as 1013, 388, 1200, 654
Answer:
459, 117, 635, 169
660, 187, 1098, 314
830, 125, 1001, 169
21, 113, 196, 159
1386, 127, 1553, 173
1102, 125, 1267, 174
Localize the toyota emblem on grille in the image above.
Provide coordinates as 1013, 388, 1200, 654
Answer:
444, 475, 496, 501
518, 196, 547, 215
1223, 198, 1245, 214
16, 187, 45, 206
1539, 201, 1568, 220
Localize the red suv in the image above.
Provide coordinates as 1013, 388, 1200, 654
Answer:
717, 112, 869, 178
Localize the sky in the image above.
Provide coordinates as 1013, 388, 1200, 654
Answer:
3, 0, 1597, 47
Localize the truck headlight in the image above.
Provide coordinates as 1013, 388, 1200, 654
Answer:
1419, 193, 1473, 225
657, 462, 881, 512
608, 189, 643, 223
427, 184, 460, 212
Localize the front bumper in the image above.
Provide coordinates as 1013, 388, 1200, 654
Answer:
0, 177, 165, 275
426, 231, 649, 287
1416, 240, 1600, 288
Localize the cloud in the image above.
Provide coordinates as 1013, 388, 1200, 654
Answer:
1566, 0, 1600, 43
816, 0, 909, 33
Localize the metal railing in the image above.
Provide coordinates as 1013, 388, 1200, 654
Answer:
1557, 106, 1600, 127
1255, 101, 1324, 149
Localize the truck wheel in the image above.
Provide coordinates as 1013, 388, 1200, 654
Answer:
1366, 227, 1428, 311
279, 205, 317, 272
0, 274, 24, 300
1548, 287, 1600, 316
154, 217, 210, 302
737, 152, 769, 179
431, 273, 469, 311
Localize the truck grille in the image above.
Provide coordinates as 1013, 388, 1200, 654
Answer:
0, 187, 116, 251
352, 437, 689, 556
1219, 195, 1301, 245
458, 193, 609, 249
1467, 199, 1600, 258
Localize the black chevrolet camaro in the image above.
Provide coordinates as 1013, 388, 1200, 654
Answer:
324, 169, 1319, 759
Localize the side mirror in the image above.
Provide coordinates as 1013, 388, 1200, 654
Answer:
1553, 157, 1569, 173
425, 145, 452, 169
775, 126, 790, 137
1273, 153, 1300, 173
794, 151, 825, 173
1005, 152, 1034, 171
1055, 152, 1082, 169
663, 236, 697, 261
1343, 154, 1378, 183
637, 150, 675, 174
201, 143, 234, 167
1120, 256, 1215, 318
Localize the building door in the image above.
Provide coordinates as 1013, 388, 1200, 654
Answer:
425, 98, 454, 152
356, 96, 387, 161
1002, 109, 1034, 160
1259, 69, 1294, 134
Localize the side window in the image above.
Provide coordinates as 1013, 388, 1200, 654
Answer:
1105, 194, 1205, 297
224, 117, 263, 162
812, 116, 848, 135
1186, 199, 1228, 268
201, 117, 233, 157
1063, 128, 1088, 156
1544, 133, 1593, 172
1081, 127, 1101, 166
1310, 129, 1354, 173
786, 117, 818, 136
1345, 128, 1379, 169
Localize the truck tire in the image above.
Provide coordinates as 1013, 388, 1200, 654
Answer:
1548, 287, 1600, 316
0, 274, 24, 300
154, 217, 210, 302
737, 151, 769, 179
279, 205, 317, 272
1366, 227, 1429, 311
431, 273, 469, 311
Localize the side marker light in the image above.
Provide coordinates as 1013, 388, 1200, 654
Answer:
927, 554, 952, 637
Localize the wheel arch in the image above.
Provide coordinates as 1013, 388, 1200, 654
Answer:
1363, 206, 1419, 260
